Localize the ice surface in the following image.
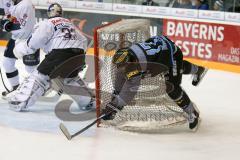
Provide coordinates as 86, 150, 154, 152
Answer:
0, 47, 240, 160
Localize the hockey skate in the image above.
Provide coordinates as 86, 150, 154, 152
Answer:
192, 66, 208, 86
188, 104, 201, 131
1, 85, 19, 100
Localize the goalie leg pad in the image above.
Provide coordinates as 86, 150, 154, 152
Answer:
7, 71, 50, 111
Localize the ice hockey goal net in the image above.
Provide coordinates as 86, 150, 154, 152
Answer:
94, 19, 187, 132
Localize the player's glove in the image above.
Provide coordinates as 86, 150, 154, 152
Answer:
102, 102, 123, 121
0, 19, 13, 32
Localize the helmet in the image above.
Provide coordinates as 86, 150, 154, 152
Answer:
112, 48, 133, 68
12, 0, 22, 5
112, 48, 141, 79
47, 3, 63, 18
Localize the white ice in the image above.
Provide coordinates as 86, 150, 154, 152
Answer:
0, 47, 240, 160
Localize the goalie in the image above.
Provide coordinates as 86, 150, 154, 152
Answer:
6, 3, 94, 111
103, 35, 208, 131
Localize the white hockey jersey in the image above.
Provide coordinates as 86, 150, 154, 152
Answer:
27, 17, 88, 54
8, 0, 36, 40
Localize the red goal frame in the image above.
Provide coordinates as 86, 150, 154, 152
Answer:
93, 19, 122, 127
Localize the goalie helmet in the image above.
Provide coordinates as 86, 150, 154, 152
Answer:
47, 3, 63, 18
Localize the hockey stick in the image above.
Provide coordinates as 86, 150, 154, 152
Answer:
60, 112, 112, 140
0, 68, 10, 93
59, 75, 172, 140
60, 102, 122, 140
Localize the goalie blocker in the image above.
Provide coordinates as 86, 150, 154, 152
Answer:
102, 35, 208, 131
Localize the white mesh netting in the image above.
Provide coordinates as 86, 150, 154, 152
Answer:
95, 19, 187, 132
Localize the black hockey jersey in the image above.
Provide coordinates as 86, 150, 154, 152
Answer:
132, 35, 177, 67
110, 36, 179, 107
128, 35, 178, 78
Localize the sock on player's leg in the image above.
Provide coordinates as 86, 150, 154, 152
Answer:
183, 60, 208, 86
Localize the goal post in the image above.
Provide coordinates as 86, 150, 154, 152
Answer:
93, 19, 122, 126
93, 19, 187, 132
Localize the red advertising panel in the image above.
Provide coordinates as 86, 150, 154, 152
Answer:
163, 19, 240, 66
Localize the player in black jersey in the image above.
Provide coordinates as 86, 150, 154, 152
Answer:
103, 35, 208, 131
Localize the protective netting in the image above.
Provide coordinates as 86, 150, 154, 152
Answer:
95, 19, 187, 132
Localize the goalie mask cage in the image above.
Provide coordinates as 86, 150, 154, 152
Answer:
94, 19, 187, 132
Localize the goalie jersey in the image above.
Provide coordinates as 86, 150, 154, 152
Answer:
27, 17, 88, 54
